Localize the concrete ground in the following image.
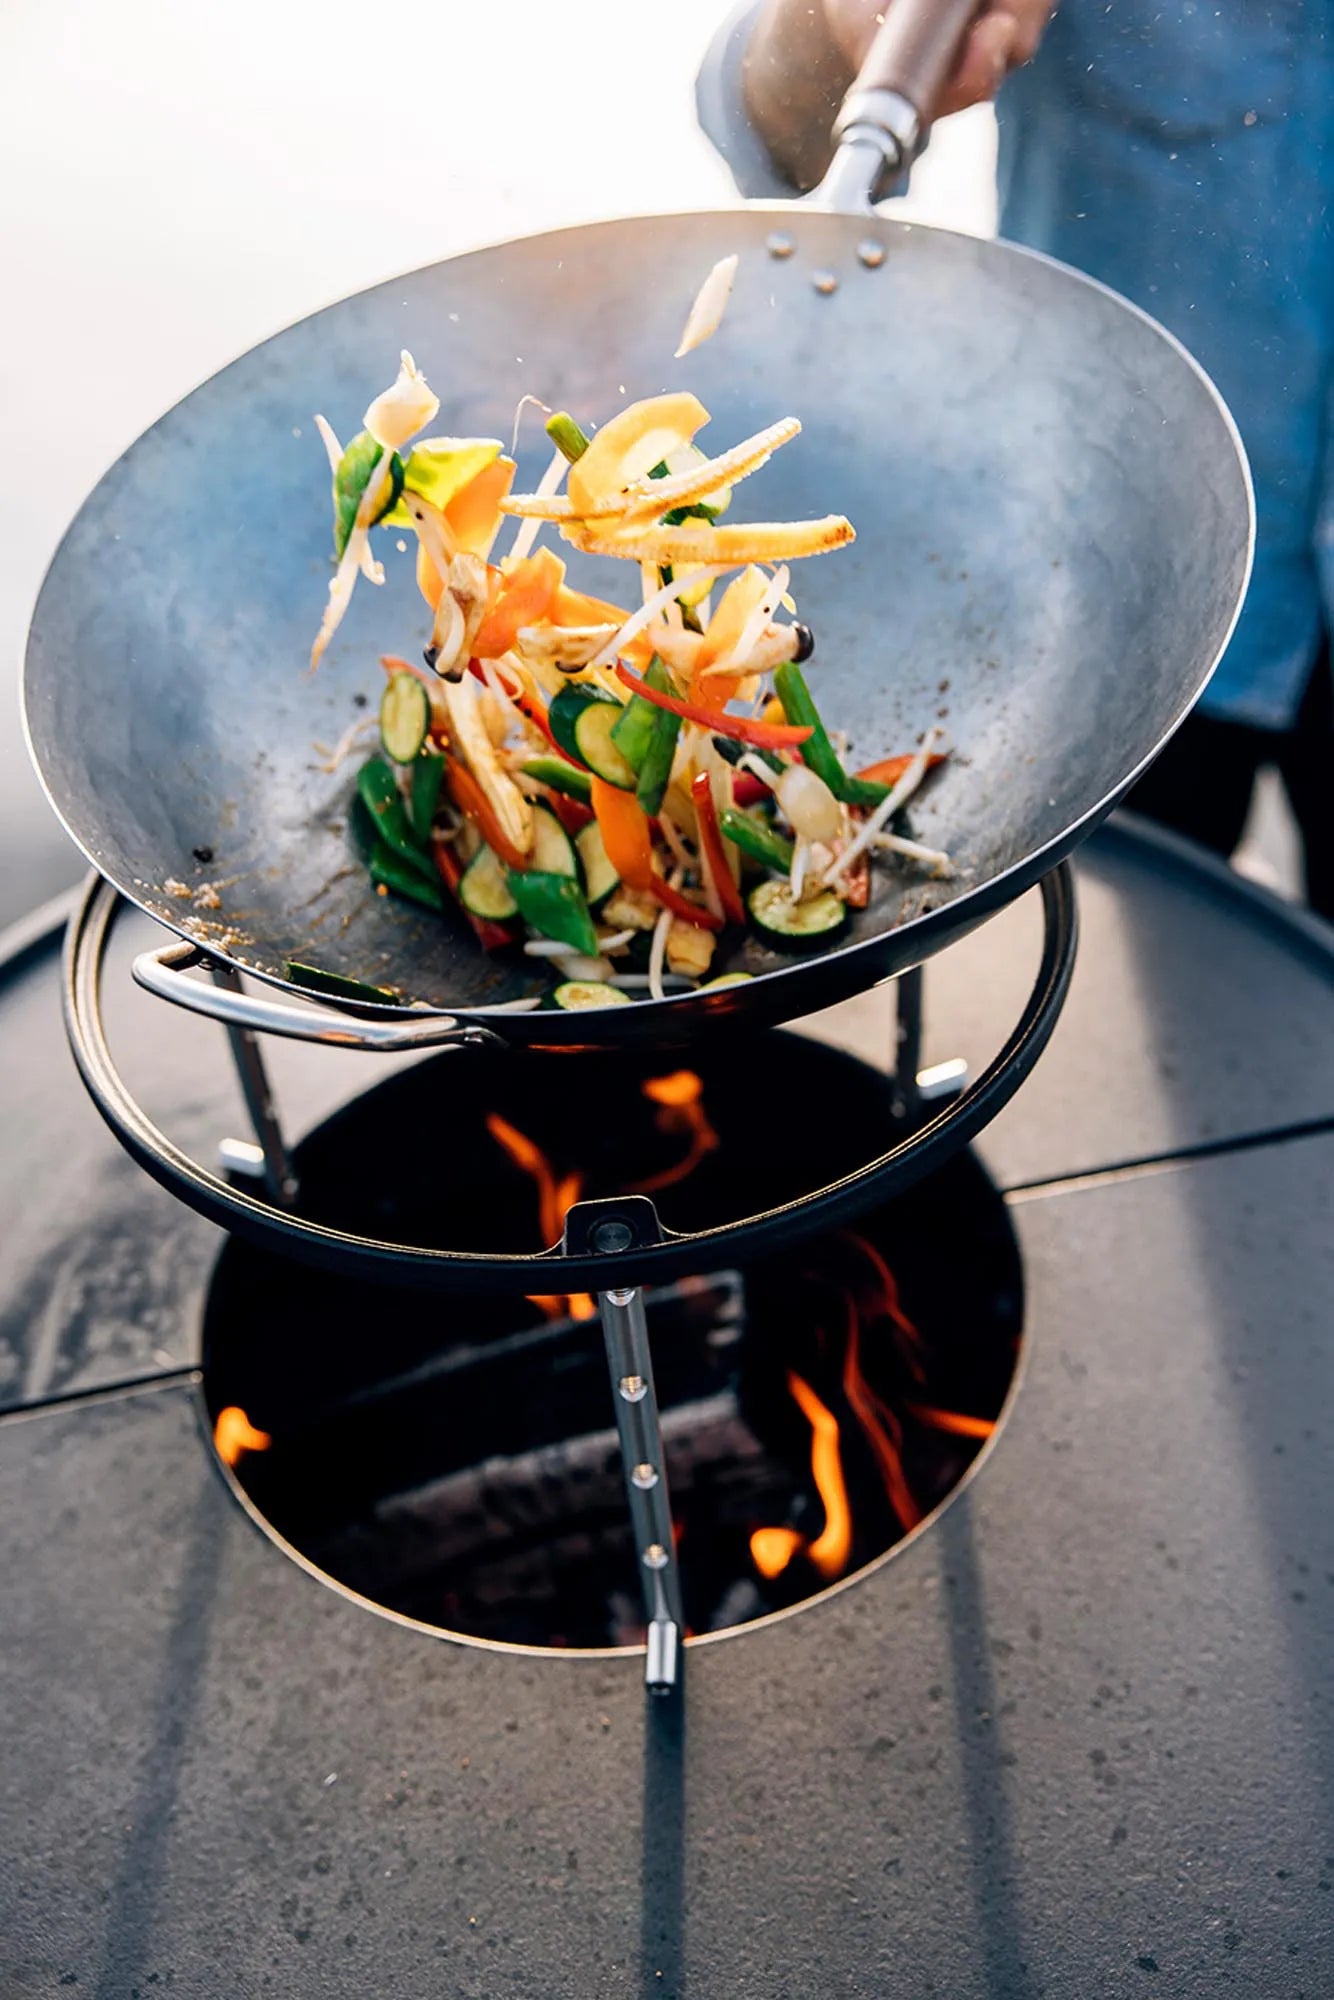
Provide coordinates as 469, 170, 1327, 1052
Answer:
0, 0, 1297, 930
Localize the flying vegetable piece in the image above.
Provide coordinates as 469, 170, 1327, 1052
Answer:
675, 254, 739, 359
566, 393, 710, 517
567, 516, 855, 566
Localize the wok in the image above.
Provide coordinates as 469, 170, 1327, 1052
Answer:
24, 3, 1253, 1051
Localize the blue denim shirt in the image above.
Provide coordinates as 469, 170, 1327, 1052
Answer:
698, 1, 1334, 729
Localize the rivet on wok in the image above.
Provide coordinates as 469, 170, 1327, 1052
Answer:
643, 1543, 670, 1570
812, 270, 838, 296
856, 238, 887, 269
766, 230, 795, 259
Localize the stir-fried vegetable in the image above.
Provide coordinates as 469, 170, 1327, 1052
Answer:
309, 305, 955, 1006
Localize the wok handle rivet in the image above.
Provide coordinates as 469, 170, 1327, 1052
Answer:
766, 230, 795, 260
856, 238, 887, 269
812, 270, 839, 296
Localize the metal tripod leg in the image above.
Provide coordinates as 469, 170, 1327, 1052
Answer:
210, 964, 298, 1208
598, 1282, 684, 1694
893, 962, 968, 1121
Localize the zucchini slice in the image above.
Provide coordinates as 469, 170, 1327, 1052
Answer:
520, 756, 592, 803
552, 980, 631, 1010
748, 880, 848, 950
548, 686, 638, 789
380, 673, 431, 763
575, 820, 619, 908
699, 972, 754, 991
531, 800, 578, 877
459, 844, 519, 923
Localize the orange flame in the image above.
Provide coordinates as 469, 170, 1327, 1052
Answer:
787, 1371, 853, 1580
628, 1070, 720, 1196
749, 1525, 804, 1580
904, 1401, 996, 1441
486, 1113, 595, 1321
842, 1295, 923, 1532
214, 1406, 271, 1467
839, 1231, 927, 1382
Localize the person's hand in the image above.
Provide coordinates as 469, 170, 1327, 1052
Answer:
826, 1, 1054, 115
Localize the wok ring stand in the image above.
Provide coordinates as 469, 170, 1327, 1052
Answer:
63, 863, 1077, 1689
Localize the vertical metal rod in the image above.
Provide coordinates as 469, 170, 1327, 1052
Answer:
598, 1283, 684, 1694
210, 965, 298, 1208
892, 963, 924, 1123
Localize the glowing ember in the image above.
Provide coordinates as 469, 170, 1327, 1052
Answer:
749, 1525, 804, 1580
213, 1405, 271, 1467
787, 1371, 853, 1580
628, 1070, 720, 1196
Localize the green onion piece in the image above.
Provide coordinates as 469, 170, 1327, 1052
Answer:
545, 412, 591, 463
772, 659, 856, 802
333, 431, 405, 558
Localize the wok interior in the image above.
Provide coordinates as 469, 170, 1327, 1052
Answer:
25, 210, 1250, 1018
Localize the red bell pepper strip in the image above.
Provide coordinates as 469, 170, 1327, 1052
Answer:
445, 761, 531, 874
550, 792, 594, 836
690, 772, 746, 926
434, 838, 514, 950
590, 776, 654, 891
650, 877, 724, 932
614, 663, 814, 750
731, 770, 773, 808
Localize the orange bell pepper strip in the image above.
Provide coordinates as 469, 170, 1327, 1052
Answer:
472, 546, 566, 657
445, 761, 530, 874
614, 663, 813, 750
856, 751, 948, 788
689, 566, 769, 714
690, 772, 746, 926
590, 776, 654, 891
445, 456, 514, 556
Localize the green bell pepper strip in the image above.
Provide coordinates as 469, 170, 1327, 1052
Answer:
356, 757, 437, 881
505, 869, 601, 956
369, 844, 445, 911
520, 756, 594, 804
409, 751, 446, 843
333, 431, 405, 558
719, 808, 796, 873
634, 661, 683, 816
771, 659, 861, 803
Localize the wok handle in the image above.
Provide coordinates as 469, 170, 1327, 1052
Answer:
817, 0, 981, 209
131, 936, 504, 1052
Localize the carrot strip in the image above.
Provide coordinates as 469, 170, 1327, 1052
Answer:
590, 777, 654, 890
445, 761, 530, 873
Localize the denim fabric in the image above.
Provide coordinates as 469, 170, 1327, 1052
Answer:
697, 1, 1334, 728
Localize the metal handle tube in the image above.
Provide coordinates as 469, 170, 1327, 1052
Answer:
209, 964, 299, 1207
814, 0, 981, 209
132, 937, 502, 1052
598, 1284, 684, 1693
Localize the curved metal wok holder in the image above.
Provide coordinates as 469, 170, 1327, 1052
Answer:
64, 864, 1077, 1689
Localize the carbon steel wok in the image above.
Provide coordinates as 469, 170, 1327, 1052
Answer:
23, 9, 1253, 1052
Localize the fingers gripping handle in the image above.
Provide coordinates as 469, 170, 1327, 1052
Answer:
826, 0, 981, 202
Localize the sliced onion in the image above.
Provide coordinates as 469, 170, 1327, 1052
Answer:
776, 762, 842, 844
675, 254, 739, 359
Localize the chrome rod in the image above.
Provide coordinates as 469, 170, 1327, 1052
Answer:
597, 1284, 683, 1693
210, 965, 298, 1207
893, 963, 924, 1123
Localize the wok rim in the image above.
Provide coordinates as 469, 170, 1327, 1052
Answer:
21, 205, 1255, 1039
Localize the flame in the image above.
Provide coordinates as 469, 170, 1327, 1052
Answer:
627, 1070, 720, 1196
214, 1406, 271, 1467
486, 1113, 596, 1321
486, 1113, 582, 1246
786, 1371, 853, 1580
839, 1230, 926, 1382
842, 1295, 923, 1532
904, 1401, 996, 1441
749, 1525, 804, 1580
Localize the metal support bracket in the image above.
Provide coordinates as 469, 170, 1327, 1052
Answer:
893, 964, 968, 1125
564, 1197, 684, 1695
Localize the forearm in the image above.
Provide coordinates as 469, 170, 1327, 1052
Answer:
741, 0, 854, 191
